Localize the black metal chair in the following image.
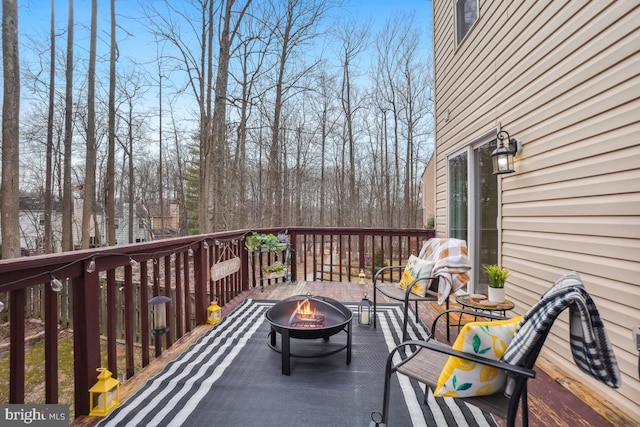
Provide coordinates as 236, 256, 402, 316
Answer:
372, 266, 449, 341
375, 271, 621, 427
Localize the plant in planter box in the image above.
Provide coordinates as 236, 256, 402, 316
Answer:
245, 232, 279, 252
483, 264, 509, 302
263, 261, 287, 278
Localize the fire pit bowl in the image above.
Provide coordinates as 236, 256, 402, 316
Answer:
265, 295, 353, 375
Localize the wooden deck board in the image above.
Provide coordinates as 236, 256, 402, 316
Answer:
73, 280, 627, 427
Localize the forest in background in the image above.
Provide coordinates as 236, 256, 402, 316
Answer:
3, 0, 434, 256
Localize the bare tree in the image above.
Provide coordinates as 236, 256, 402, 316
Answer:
265, 0, 330, 227
115, 67, 149, 243
105, 0, 117, 245
208, 0, 253, 231
61, 0, 74, 252
1, 0, 20, 259
81, 0, 98, 249
336, 20, 368, 226
44, 0, 56, 254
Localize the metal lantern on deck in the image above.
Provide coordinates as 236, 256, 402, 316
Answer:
89, 368, 120, 417
149, 295, 171, 334
358, 294, 372, 326
207, 299, 223, 325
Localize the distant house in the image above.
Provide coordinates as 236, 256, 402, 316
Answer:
12, 198, 154, 253
431, 0, 638, 420
17, 195, 62, 254
145, 202, 181, 240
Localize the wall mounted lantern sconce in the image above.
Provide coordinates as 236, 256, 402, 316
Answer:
491, 130, 519, 175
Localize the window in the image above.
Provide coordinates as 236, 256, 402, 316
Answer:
456, 0, 478, 44
138, 219, 144, 229
448, 135, 498, 293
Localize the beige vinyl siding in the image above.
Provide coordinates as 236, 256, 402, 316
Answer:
433, 0, 640, 421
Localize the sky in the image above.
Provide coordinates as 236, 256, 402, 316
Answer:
14, 0, 433, 142
17, 0, 433, 63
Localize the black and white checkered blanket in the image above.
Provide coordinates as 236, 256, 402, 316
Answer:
503, 271, 620, 389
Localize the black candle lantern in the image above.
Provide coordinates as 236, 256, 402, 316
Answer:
358, 294, 372, 326
149, 295, 171, 334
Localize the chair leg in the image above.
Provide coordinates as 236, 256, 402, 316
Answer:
445, 297, 450, 342
402, 302, 410, 341
380, 351, 396, 425
521, 383, 528, 427
373, 287, 378, 329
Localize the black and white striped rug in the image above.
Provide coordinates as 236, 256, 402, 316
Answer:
99, 299, 498, 426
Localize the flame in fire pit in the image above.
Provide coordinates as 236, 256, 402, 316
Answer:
296, 300, 318, 319
287, 298, 326, 328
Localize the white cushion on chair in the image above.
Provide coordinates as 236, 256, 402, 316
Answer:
398, 255, 435, 297
434, 315, 523, 397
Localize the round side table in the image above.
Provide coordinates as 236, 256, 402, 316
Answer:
455, 294, 515, 320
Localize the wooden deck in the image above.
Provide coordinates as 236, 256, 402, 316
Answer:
74, 280, 629, 427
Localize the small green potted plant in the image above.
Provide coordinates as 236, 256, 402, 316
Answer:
483, 264, 509, 302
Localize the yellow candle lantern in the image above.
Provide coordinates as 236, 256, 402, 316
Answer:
89, 367, 120, 417
207, 299, 222, 325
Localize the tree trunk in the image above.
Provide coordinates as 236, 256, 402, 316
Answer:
81, 0, 98, 249
61, 0, 74, 252
44, 0, 55, 254
106, 0, 116, 245
1, 0, 20, 259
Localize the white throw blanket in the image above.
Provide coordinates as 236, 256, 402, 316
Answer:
419, 238, 471, 304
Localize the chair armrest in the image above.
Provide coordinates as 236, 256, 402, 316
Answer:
373, 265, 405, 285
403, 276, 439, 303
392, 340, 536, 380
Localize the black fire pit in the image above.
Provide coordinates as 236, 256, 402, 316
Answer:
265, 295, 353, 375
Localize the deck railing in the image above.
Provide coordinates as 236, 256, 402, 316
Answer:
0, 227, 434, 418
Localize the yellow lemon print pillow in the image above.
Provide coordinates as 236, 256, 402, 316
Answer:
434, 315, 523, 397
398, 255, 436, 297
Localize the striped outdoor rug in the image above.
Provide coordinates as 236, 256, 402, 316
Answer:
98, 299, 498, 426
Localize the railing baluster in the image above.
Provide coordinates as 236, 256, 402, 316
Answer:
183, 252, 192, 333
106, 269, 118, 377
175, 253, 183, 338
164, 255, 173, 349
124, 264, 135, 379
44, 283, 58, 403
9, 288, 25, 403
140, 260, 150, 367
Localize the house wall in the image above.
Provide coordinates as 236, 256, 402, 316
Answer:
433, 0, 639, 420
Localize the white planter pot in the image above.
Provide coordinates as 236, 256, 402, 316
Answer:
488, 287, 505, 303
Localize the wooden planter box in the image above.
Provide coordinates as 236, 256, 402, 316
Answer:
263, 271, 287, 280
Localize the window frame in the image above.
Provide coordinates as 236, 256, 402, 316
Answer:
455, 0, 479, 45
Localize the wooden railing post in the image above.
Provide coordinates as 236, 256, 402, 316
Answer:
289, 230, 298, 281
241, 237, 249, 292
72, 271, 101, 417
358, 232, 366, 271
